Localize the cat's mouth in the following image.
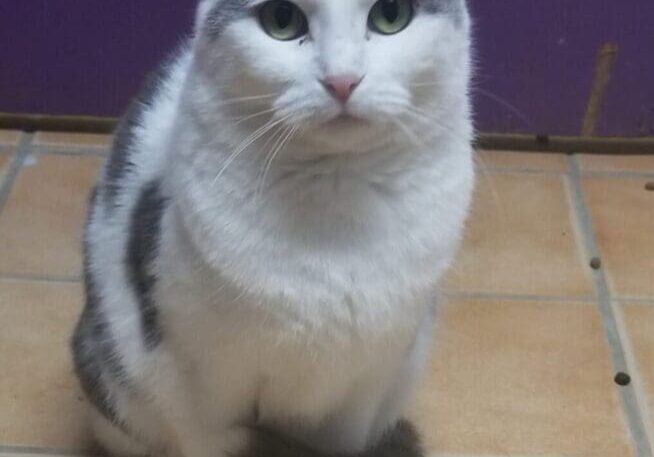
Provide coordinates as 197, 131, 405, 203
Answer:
324, 112, 368, 128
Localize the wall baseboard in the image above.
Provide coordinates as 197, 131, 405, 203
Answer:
1, 112, 653, 155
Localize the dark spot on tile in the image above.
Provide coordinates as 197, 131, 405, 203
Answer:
614, 372, 631, 386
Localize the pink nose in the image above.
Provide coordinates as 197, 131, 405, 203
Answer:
321, 75, 363, 104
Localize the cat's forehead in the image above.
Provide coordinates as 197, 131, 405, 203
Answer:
203, 0, 465, 39
247, 0, 375, 14
210, 0, 464, 15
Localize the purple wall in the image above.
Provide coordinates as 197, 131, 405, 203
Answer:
1, 1, 653, 136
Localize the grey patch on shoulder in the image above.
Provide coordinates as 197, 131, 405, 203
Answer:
205, 0, 251, 39
126, 180, 169, 350
72, 187, 131, 429
417, 0, 465, 24
241, 420, 425, 457
102, 62, 170, 210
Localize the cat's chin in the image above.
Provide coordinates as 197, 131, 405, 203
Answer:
304, 118, 393, 155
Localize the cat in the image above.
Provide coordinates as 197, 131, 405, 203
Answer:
71, 0, 474, 456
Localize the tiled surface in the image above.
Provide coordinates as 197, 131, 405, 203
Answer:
579, 154, 654, 173
624, 304, 654, 443
445, 172, 594, 297
0, 130, 652, 457
477, 149, 568, 172
0, 130, 20, 146
0, 280, 91, 450
411, 299, 632, 456
584, 177, 654, 298
0, 151, 12, 182
0, 154, 102, 277
34, 131, 112, 149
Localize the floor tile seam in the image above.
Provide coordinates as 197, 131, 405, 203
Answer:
0, 445, 90, 456
582, 170, 654, 179
612, 296, 654, 456
477, 167, 569, 177
0, 273, 82, 284
567, 155, 653, 457
0, 133, 34, 217
616, 298, 654, 306
30, 146, 108, 157
443, 291, 596, 304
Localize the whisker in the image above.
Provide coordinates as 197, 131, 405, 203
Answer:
392, 117, 426, 148
256, 125, 297, 200
212, 115, 290, 184
215, 93, 277, 107
472, 87, 532, 127
227, 107, 278, 126
402, 106, 458, 134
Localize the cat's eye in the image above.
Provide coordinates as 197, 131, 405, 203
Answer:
368, 0, 413, 35
259, 0, 308, 41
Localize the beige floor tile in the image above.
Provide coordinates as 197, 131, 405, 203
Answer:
34, 131, 112, 148
0, 130, 21, 146
0, 280, 91, 449
476, 149, 567, 172
411, 299, 631, 457
623, 304, 654, 435
579, 154, 654, 173
584, 177, 654, 298
0, 151, 11, 182
445, 173, 593, 297
0, 154, 102, 277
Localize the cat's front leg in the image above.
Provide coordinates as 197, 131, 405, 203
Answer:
171, 424, 252, 457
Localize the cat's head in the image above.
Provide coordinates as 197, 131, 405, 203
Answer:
190, 0, 471, 154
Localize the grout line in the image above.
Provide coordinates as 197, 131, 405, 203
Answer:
0, 273, 81, 284
567, 155, 653, 457
0, 445, 91, 456
614, 297, 654, 457
583, 170, 654, 179
477, 166, 568, 177
443, 290, 595, 304
616, 297, 654, 306
428, 454, 568, 457
31, 146, 109, 157
0, 133, 34, 217
481, 165, 654, 180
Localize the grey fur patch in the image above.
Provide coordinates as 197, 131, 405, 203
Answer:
205, 0, 251, 39
241, 420, 425, 457
72, 187, 130, 428
126, 180, 168, 350
417, 0, 465, 23
102, 63, 170, 209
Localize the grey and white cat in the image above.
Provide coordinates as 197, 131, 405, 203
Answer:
71, 0, 474, 456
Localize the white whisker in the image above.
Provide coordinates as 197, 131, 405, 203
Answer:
212, 115, 290, 184
256, 125, 297, 200
228, 107, 278, 126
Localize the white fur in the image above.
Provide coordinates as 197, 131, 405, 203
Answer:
85, 0, 475, 455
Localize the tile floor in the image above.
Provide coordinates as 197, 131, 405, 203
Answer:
0, 132, 653, 457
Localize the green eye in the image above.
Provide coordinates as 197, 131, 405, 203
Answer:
369, 0, 413, 35
259, 0, 308, 41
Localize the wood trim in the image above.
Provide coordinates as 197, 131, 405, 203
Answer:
2, 112, 653, 155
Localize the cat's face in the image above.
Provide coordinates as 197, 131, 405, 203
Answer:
193, 0, 470, 154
